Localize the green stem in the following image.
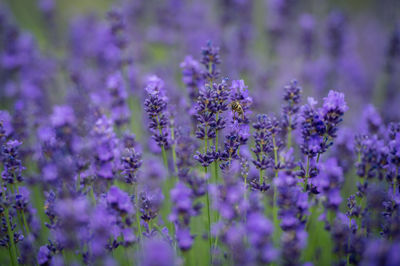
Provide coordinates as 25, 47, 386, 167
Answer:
213, 234, 219, 263
213, 133, 219, 184
161, 145, 174, 236
214, 112, 220, 183
161, 146, 168, 169
327, 210, 335, 225
135, 185, 142, 242
213, 162, 219, 184
155, 115, 168, 169
205, 179, 212, 262
347, 218, 352, 265
316, 153, 321, 163
286, 115, 292, 150
21, 212, 30, 236
170, 127, 178, 174
171, 145, 178, 173
14, 185, 30, 235
5, 208, 18, 266
90, 186, 96, 205
272, 135, 279, 177
2, 180, 18, 266
76, 173, 81, 192
304, 203, 321, 262
305, 204, 316, 231
272, 185, 281, 245
259, 169, 264, 185
272, 134, 280, 232
304, 156, 310, 191
204, 137, 212, 262
7, 247, 15, 266
120, 235, 130, 264
213, 128, 221, 226
183, 250, 191, 266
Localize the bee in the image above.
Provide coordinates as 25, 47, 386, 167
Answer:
229, 100, 245, 120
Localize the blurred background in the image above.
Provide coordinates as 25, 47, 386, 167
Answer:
2, 0, 400, 127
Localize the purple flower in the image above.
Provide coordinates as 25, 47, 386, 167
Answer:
175, 131, 197, 169
326, 11, 347, 58
252, 114, 274, 174
360, 104, 383, 135
139, 238, 176, 266
282, 80, 302, 132
299, 101, 326, 156
53, 197, 90, 249
141, 158, 166, 189
178, 169, 207, 198
122, 227, 136, 245
37, 245, 51, 265
1, 139, 25, 184
193, 149, 218, 168
50, 105, 75, 128
0, 111, 13, 139
89, 205, 115, 257
38, 0, 55, 14
359, 239, 400, 266
170, 182, 193, 214
246, 212, 273, 246
229, 79, 252, 124
219, 131, 241, 169
300, 90, 348, 159
299, 14, 315, 57
121, 147, 142, 184
42, 164, 57, 182
275, 171, 308, 230
91, 115, 119, 180
312, 158, 344, 210
211, 173, 246, 220
176, 227, 193, 251
144, 75, 170, 149
139, 189, 163, 222
194, 84, 218, 141
106, 71, 130, 127
281, 229, 308, 265
169, 181, 196, 250
201, 41, 221, 82
14, 186, 30, 212
145, 75, 166, 96
180, 55, 204, 101
219, 80, 252, 170
314, 158, 343, 189
322, 90, 348, 116
107, 186, 134, 214
355, 135, 388, 180
222, 223, 249, 264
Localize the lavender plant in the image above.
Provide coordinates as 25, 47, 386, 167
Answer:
0, 2, 400, 266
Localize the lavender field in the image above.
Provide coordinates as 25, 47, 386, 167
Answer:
1, 0, 400, 265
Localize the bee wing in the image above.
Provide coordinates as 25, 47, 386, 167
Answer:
240, 100, 250, 108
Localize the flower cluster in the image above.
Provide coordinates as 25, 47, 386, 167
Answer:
121, 147, 142, 184
144, 76, 170, 149
201, 41, 221, 82
275, 171, 308, 265
282, 80, 302, 138
252, 114, 274, 171
0, 3, 400, 266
